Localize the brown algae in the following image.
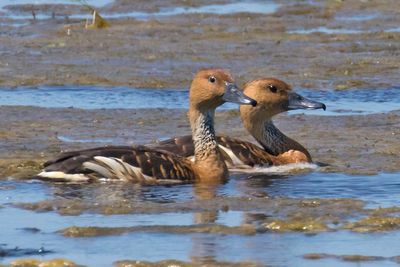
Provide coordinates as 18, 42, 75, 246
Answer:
114, 259, 264, 267
60, 224, 257, 238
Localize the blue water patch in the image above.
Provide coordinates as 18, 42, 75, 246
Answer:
289, 27, 364, 35
241, 172, 400, 207
0, 0, 113, 10
289, 26, 400, 34
2, 172, 400, 266
102, 2, 279, 19
0, 85, 398, 115
336, 13, 380, 22
2, 1, 279, 21
292, 87, 400, 115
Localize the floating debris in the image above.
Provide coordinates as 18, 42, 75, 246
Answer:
70, 0, 109, 29
0, 245, 52, 257
85, 10, 109, 29
304, 253, 400, 264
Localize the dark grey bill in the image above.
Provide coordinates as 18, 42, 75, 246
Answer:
222, 82, 257, 106
288, 92, 326, 111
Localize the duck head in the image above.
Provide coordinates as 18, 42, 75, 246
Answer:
240, 78, 326, 120
190, 69, 257, 109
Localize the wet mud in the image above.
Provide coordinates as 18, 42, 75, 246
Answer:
0, 106, 398, 178
0, 0, 399, 89
14, 192, 400, 234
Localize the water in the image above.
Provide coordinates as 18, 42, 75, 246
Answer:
101, 2, 279, 19
1, 1, 279, 21
289, 27, 364, 35
0, 0, 113, 9
1, 171, 400, 266
336, 13, 380, 22
289, 26, 400, 35
0, 86, 398, 115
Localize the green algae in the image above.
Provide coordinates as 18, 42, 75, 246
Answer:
344, 216, 400, 233
262, 219, 329, 233
0, 159, 44, 180
7, 258, 83, 267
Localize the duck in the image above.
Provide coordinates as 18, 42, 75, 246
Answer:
154, 78, 326, 167
37, 69, 256, 184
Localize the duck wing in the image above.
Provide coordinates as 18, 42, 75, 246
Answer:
153, 135, 195, 157
155, 135, 274, 168
39, 145, 195, 184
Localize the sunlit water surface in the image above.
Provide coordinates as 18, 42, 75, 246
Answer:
0, 86, 399, 115
1, 1, 279, 20
0, 84, 398, 266
1, 171, 400, 266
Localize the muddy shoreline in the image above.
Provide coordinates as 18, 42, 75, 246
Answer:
0, 0, 399, 89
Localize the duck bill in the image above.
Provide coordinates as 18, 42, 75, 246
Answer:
288, 92, 326, 111
222, 82, 257, 106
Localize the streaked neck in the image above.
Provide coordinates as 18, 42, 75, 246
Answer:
189, 107, 219, 161
258, 120, 311, 160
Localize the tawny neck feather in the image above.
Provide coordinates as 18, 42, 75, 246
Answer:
257, 120, 311, 160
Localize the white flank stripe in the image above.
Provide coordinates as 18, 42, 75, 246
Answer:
230, 162, 318, 174
83, 161, 114, 179
87, 156, 156, 183
37, 171, 89, 182
218, 144, 248, 167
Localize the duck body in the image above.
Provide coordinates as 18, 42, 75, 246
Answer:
37, 69, 256, 184
153, 78, 326, 168
155, 135, 275, 168
39, 145, 195, 184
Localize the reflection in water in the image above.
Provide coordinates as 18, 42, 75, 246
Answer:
2, 171, 400, 266
49, 181, 194, 204
193, 184, 219, 224
191, 183, 220, 264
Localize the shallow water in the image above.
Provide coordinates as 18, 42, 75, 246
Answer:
1, 171, 400, 266
0, 0, 113, 9
102, 2, 279, 19
1, 1, 279, 21
289, 27, 364, 35
289, 26, 400, 35
0, 86, 398, 115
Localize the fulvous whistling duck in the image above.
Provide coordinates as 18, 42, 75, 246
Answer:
156, 78, 326, 167
37, 69, 256, 184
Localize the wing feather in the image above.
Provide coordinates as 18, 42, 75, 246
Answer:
38, 145, 194, 184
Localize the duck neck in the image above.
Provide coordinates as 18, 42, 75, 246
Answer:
189, 106, 227, 181
190, 107, 218, 160
251, 119, 311, 161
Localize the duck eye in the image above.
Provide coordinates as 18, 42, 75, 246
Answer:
268, 84, 277, 93
208, 76, 216, 83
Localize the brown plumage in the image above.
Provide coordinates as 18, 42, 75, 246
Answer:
156, 135, 274, 167
154, 78, 326, 167
37, 69, 255, 184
